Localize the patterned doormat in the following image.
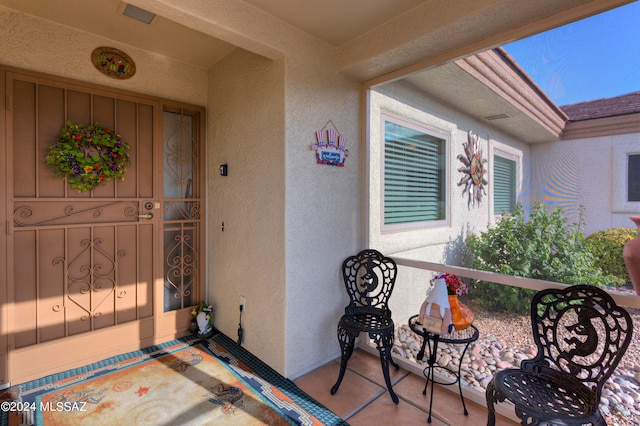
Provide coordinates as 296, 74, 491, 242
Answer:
1, 333, 347, 426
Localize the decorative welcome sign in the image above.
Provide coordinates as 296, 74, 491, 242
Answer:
311, 121, 348, 167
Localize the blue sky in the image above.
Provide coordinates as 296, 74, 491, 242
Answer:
503, 1, 640, 106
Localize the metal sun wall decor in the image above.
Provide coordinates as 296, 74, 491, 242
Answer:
311, 120, 348, 166
457, 131, 488, 208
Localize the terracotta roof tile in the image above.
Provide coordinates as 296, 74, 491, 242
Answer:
561, 91, 640, 121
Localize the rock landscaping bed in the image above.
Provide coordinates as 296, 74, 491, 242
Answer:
394, 297, 640, 426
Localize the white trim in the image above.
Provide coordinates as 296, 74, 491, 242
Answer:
379, 111, 451, 233
612, 141, 640, 213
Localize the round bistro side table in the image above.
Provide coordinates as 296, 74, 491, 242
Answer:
408, 314, 479, 423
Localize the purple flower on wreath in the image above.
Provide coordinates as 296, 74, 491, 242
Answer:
71, 164, 82, 175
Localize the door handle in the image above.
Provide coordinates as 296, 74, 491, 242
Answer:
138, 213, 153, 220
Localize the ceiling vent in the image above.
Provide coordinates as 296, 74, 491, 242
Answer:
483, 113, 512, 121
123, 3, 156, 24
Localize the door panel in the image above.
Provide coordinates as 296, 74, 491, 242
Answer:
156, 109, 204, 340
2, 68, 205, 384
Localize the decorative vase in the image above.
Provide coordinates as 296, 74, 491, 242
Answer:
448, 294, 474, 331
623, 216, 640, 295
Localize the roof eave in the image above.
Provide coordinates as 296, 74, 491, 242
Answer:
455, 48, 568, 139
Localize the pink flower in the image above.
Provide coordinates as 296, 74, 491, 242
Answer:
430, 273, 469, 295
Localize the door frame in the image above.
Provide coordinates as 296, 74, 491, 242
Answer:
1, 68, 8, 389
1, 65, 207, 385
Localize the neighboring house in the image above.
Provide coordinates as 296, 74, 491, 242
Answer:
537, 91, 640, 235
0, 0, 634, 389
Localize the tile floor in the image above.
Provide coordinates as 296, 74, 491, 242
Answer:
294, 349, 518, 425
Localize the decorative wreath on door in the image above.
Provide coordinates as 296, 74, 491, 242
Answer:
46, 121, 130, 192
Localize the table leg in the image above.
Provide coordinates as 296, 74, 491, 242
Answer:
421, 335, 439, 424
416, 332, 428, 361
457, 341, 472, 415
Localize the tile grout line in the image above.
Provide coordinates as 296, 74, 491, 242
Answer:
347, 366, 453, 425
341, 388, 386, 421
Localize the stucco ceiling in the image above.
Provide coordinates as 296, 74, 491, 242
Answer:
0, 0, 430, 69
242, 0, 427, 46
0, 0, 237, 69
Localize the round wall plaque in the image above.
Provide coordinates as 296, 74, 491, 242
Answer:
91, 47, 136, 80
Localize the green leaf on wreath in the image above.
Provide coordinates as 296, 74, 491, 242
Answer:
45, 121, 131, 192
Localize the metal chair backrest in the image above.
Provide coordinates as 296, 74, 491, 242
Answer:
342, 249, 397, 316
527, 285, 633, 403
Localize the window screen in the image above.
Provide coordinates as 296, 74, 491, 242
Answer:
384, 120, 445, 224
493, 155, 516, 214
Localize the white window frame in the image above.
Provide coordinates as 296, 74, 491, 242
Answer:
380, 112, 449, 233
613, 141, 640, 212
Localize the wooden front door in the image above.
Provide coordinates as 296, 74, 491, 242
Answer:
1, 67, 205, 385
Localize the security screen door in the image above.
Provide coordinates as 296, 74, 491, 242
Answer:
1, 68, 205, 385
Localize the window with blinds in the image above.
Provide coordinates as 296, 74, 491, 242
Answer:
383, 120, 446, 225
493, 155, 516, 215
629, 154, 640, 202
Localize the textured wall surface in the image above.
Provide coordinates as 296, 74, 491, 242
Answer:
0, 6, 208, 106
207, 43, 361, 378
282, 37, 361, 379
205, 29, 361, 377
531, 134, 640, 235
208, 49, 287, 373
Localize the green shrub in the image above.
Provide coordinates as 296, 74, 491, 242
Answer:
465, 203, 619, 314
584, 228, 637, 284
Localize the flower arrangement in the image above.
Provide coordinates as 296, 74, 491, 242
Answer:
430, 273, 469, 296
46, 121, 130, 192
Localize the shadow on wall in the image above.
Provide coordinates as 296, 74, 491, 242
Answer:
442, 223, 475, 268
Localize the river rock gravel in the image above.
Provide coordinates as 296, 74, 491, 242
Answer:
394, 297, 640, 426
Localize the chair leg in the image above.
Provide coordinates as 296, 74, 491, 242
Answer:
389, 354, 400, 370
485, 379, 497, 426
594, 410, 608, 426
375, 333, 399, 404
331, 326, 355, 395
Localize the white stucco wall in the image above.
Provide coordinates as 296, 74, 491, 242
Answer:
283, 42, 361, 379
201, 12, 361, 378
369, 81, 531, 325
531, 133, 640, 236
208, 49, 287, 373
206, 22, 361, 379
0, 6, 208, 106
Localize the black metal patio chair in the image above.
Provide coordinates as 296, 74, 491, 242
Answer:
486, 284, 633, 426
330, 249, 400, 404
